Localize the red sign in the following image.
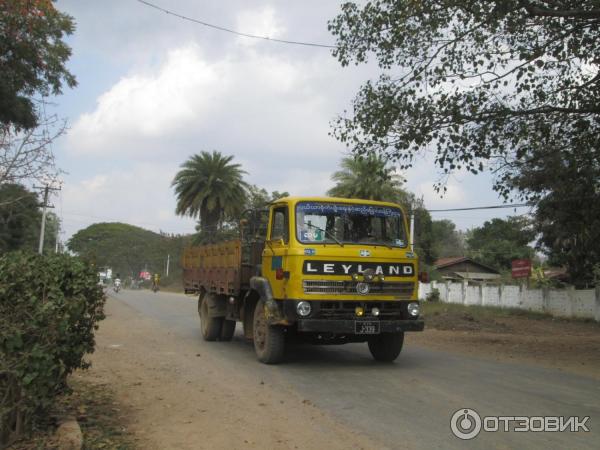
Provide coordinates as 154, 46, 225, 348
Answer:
511, 259, 532, 278
139, 271, 151, 280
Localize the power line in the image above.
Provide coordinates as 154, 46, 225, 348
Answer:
428, 203, 533, 213
134, 0, 337, 49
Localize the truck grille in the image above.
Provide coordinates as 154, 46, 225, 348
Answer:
317, 301, 405, 319
302, 280, 414, 298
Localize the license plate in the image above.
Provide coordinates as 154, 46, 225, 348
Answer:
355, 321, 380, 335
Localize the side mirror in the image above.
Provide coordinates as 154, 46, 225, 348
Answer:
268, 238, 285, 246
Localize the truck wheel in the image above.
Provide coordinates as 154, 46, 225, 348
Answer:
253, 300, 285, 364
368, 332, 404, 362
220, 320, 236, 341
199, 296, 223, 341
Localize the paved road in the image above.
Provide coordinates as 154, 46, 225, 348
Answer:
110, 289, 599, 449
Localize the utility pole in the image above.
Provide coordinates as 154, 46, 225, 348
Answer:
166, 254, 170, 277
409, 203, 415, 252
35, 184, 60, 255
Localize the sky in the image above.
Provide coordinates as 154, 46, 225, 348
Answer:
47, 0, 532, 243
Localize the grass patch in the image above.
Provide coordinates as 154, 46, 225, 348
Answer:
8, 378, 135, 450
422, 301, 600, 332
422, 301, 553, 321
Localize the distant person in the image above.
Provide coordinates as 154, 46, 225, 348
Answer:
152, 273, 160, 292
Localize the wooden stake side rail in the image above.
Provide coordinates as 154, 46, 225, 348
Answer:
182, 240, 243, 295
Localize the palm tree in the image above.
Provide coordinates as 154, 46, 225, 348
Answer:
172, 151, 248, 235
327, 154, 410, 204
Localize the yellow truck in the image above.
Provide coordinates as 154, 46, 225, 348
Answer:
182, 196, 424, 364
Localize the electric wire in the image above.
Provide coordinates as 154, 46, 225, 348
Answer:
428, 203, 533, 212
135, 0, 337, 49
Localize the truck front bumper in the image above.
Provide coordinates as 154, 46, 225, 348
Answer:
296, 319, 424, 334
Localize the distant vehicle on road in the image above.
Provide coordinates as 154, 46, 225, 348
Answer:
182, 196, 424, 364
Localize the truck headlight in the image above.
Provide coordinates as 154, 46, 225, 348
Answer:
296, 301, 311, 317
407, 302, 420, 317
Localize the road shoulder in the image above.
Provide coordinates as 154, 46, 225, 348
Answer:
77, 296, 384, 450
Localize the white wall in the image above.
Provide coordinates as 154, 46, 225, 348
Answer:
419, 281, 600, 322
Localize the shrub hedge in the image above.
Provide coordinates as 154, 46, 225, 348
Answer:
0, 252, 106, 446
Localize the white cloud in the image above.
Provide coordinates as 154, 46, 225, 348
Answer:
66, 38, 342, 162
416, 180, 467, 208
235, 7, 285, 46
56, 1, 506, 239
61, 163, 196, 239
68, 45, 228, 153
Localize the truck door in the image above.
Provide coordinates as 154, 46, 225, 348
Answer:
263, 205, 289, 299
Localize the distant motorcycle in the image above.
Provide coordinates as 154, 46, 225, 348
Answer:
113, 278, 122, 293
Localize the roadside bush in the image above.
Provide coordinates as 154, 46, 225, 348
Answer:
425, 288, 441, 302
0, 252, 106, 446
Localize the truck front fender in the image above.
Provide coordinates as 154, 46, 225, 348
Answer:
249, 277, 285, 323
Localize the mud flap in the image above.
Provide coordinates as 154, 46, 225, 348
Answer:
205, 293, 227, 318
249, 277, 286, 324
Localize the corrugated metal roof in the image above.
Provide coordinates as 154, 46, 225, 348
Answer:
453, 272, 501, 280
434, 256, 500, 274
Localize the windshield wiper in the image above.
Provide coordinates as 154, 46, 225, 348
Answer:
304, 222, 344, 247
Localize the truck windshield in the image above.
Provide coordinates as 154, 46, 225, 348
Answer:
296, 202, 407, 247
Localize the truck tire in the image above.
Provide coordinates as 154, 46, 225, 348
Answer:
253, 299, 285, 364
199, 296, 223, 341
368, 332, 404, 362
220, 320, 236, 341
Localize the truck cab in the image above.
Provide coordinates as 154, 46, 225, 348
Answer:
183, 196, 424, 364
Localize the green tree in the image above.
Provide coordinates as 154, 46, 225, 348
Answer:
172, 151, 248, 241
413, 203, 435, 265
514, 148, 600, 286
42, 211, 61, 253
246, 185, 290, 210
431, 219, 465, 258
329, 1, 599, 196
0, 0, 76, 129
0, 184, 40, 252
329, 1, 599, 282
327, 155, 410, 204
466, 217, 535, 271
68, 222, 191, 281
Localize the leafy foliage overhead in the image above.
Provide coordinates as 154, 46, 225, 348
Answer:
172, 151, 249, 235
328, 1, 600, 197
0, 0, 76, 129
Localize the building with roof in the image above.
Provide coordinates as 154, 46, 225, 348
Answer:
434, 256, 501, 282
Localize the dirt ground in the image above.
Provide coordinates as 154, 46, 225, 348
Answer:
74, 298, 381, 450
410, 304, 600, 380
74, 297, 600, 449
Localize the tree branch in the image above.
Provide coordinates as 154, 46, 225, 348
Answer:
518, 0, 600, 19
